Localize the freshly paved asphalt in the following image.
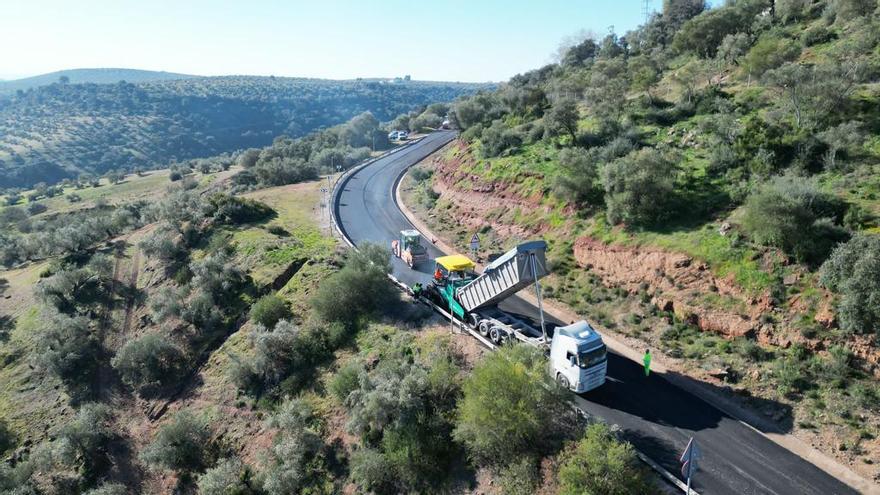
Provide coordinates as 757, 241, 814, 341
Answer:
333, 131, 858, 495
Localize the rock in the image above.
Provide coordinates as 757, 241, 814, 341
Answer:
719, 222, 732, 236
783, 273, 799, 286
814, 304, 836, 329
674, 257, 693, 268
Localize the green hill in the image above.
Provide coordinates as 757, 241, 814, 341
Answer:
0, 68, 195, 93
0, 76, 487, 188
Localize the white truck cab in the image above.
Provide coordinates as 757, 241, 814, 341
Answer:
550, 321, 607, 393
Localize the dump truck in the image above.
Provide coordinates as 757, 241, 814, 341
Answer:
391, 229, 428, 268
425, 240, 607, 393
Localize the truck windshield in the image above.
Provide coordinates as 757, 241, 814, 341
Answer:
578, 345, 607, 369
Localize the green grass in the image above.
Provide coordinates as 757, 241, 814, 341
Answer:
230, 182, 336, 287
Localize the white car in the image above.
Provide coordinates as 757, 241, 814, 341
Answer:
398, 131, 408, 140
387, 131, 400, 140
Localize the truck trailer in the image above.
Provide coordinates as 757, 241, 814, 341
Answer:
424, 240, 607, 393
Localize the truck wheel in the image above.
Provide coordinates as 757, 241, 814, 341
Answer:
556, 374, 570, 390
478, 320, 491, 337
489, 327, 503, 345
468, 314, 480, 330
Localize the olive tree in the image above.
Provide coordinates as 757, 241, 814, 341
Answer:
601, 149, 677, 227
820, 234, 880, 335
111, 333, 188, 395
557, 423, 654, 495
140, 411, 209, 474
453, 344, 576, 465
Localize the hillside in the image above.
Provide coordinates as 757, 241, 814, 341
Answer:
400, 0, 880, 481
0, 68, 195, 94
0, 107, 660, 493
0, 76, 487, 188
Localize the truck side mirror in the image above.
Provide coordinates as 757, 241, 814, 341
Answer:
569, 355, 577, 367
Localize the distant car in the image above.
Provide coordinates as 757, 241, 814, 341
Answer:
388, 131, 400, 140
398, 131, 408, 140
440, 120, 451, 129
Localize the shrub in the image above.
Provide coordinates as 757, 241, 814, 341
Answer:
602, 149, 677, 227
329, 361, 362, 402
111, 333, 188, 395
82, 483, 128, 495
480, 120, 523, 157
249, 294, 291, 330
498, 457, 540, 495
346, 330, 462, 491
312, 243, 396, 324
554, 147, 603, 206
140, 411, 209, 473
262, 399, 325, 495
349, 448, 396, 494
453, 344, 575, 465
0, 419, 14, 454
557, 423, 654, 495
742, 36, 801, 78
197, 457, 255, 495
820, 234, 880, 335
741, 175, 848, 265
26, 203, 47, 215
33, 311, 100, 402
55, 403, 115, 483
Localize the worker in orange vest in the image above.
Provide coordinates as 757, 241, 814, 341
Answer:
434, 267, 443, 281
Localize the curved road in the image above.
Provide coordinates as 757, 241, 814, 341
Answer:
334, 131, 859, 495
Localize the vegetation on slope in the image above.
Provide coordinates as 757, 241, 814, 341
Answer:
0, 76, 486, 187
404, 0, 880, 475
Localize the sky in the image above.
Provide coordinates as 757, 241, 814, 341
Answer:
1, 0, 667, 82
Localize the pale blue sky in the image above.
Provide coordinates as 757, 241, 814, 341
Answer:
2, 0, 669, 82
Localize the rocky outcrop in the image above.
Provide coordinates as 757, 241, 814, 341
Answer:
573, 236, 761, 338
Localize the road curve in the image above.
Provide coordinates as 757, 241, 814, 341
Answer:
333, 131, 859, 495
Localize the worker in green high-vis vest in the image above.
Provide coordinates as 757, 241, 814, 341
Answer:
643, 349, 652, 377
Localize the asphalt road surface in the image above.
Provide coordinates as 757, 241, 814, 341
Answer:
333, 131, 858, 495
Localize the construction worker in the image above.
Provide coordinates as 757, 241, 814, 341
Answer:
433, 267, 443, 282
411, 282, 423, 299
643, 349, 652, 377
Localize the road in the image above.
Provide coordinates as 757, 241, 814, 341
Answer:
333, 131, 858, 495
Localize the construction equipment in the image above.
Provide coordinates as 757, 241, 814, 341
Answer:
391, 229, 428, 268
424, 240, 607, 393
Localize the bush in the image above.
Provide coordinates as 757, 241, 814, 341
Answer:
345, 330, 462, 491
26, 203, 47, 215
83, 483, 128, 495
0, 419, 14, 454
249, 294, 291, 330
329, 361, 362, 403
197, 457, 255, 495
140, 411, 209, 473
480, 120, 523, 157
453, 345, 575, 465
312, 243, 395, 324
741, 175, 848, 265
262, 399, 325, 495
557, 423, 654, 495
54, 403, 116, 483
554, 147, 603, 206
205, 193, 274, 225
33, 311, 100, 402
820, 234, 880, 335
742, 36, 801, 78
498, 457, 540, 495
349, 448, 396, 494
250, 320, 342, 392
602, 149, 677, 227
111, 333, 188, 395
